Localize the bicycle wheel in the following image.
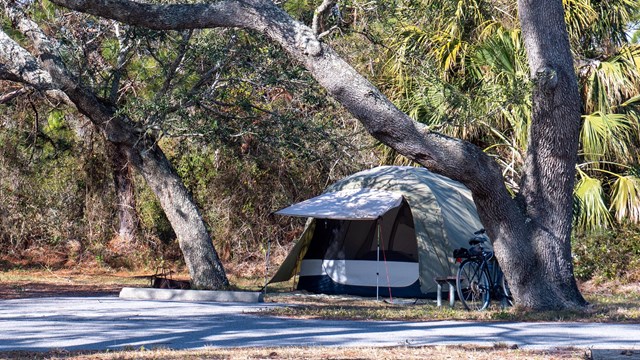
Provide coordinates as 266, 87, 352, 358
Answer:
501, 274, 514, 307
457, 260, 490, 311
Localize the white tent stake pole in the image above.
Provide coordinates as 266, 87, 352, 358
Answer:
264, 239, 271, 295
376, 218, 380, 301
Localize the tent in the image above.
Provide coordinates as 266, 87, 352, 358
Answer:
269, 166, 486, 298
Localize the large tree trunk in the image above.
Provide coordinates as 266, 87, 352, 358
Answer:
507, 0, 586, 308
10, 0, 587, 307
0, 13, 229, 289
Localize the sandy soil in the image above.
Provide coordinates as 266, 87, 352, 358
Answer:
0, 281, 123, 300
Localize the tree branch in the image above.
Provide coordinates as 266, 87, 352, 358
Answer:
109, 21, 134, 103
312, 0, 336, 35
1, 6, 136, 144
1, 2, 229, 288
49, 0, 255, 30
0, 86, 29, 104
46, 0, 511, 196
158, 30, 193, 99
0, 30, 55, 90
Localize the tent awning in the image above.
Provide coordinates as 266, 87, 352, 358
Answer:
274, 188, 404, 220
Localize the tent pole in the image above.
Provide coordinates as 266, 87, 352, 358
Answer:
376, 218, 380, 301
264, 238, 271, 296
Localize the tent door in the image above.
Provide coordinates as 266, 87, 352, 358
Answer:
298, 200, 420, 295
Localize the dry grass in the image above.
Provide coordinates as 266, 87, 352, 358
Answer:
0, 268, 150, 299
257, 277, 640, 323
1, 269, 639, 323
0, 346, 588, 360
260, 284, 640, 323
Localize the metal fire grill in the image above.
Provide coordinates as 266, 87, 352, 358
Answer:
150, 267, 191, 289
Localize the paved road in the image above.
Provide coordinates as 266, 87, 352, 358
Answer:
1, 296, 639, 351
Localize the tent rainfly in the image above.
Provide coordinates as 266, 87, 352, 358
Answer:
269, 166, 487, 298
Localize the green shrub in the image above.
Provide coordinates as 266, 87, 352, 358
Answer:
0, 102, 117, 267
572, 223, 640, 281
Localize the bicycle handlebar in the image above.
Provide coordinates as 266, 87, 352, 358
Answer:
473, 228, 486, 235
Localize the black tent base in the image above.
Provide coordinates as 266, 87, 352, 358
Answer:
297, 275, 435, 299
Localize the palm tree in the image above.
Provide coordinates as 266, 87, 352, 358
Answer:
571, 0, 640, 231
375, 0, 640, 232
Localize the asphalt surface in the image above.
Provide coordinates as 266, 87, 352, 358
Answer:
1, 296, 639, 351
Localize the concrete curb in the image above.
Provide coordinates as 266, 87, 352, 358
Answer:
119, 287, 264, 303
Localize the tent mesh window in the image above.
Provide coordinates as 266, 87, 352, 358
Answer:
305, 201, 418, 263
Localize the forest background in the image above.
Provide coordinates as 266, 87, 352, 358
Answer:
1, 0, 639, 285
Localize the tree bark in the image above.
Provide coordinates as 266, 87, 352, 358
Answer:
9, 0, 588, 307
0, 9, 229, 289
510, 0, 586, 308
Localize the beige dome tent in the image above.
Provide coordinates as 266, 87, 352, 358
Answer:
269, 166, 486, 298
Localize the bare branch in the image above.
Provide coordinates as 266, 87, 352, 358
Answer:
158, 30, 193, 99
312, 0, 337, 35
187, 34, 238, 95
318, 25, 339, 39
109, 21, 134, 103
0, 86, 29, 104
143, 34, 238, 126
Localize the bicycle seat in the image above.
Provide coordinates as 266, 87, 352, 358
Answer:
469, 236, 487, 245
469, 228, 488, 245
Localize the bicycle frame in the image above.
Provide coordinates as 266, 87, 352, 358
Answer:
456, 238, 512, 310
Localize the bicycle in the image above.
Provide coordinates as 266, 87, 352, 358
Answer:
454, 229, 513, 311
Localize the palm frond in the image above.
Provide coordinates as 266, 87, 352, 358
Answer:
470, 28, 527, 81
431, 28, 467, 79
562, 0, 598, 45
580, 112, 632, 162
574, 169, 614, 231
610, 175, 640, 223
589, 0, 638, 48
620, 94, 640, 107
583, 52, 640, 113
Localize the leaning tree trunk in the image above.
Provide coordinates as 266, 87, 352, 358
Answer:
130, 142, 229, 289
71, 88, 228, 289
0, 12, 229, 289
100, 112, 228, 290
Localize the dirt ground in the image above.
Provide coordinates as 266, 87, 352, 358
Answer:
0, 269, 153, 300
0, 282, 123, 300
